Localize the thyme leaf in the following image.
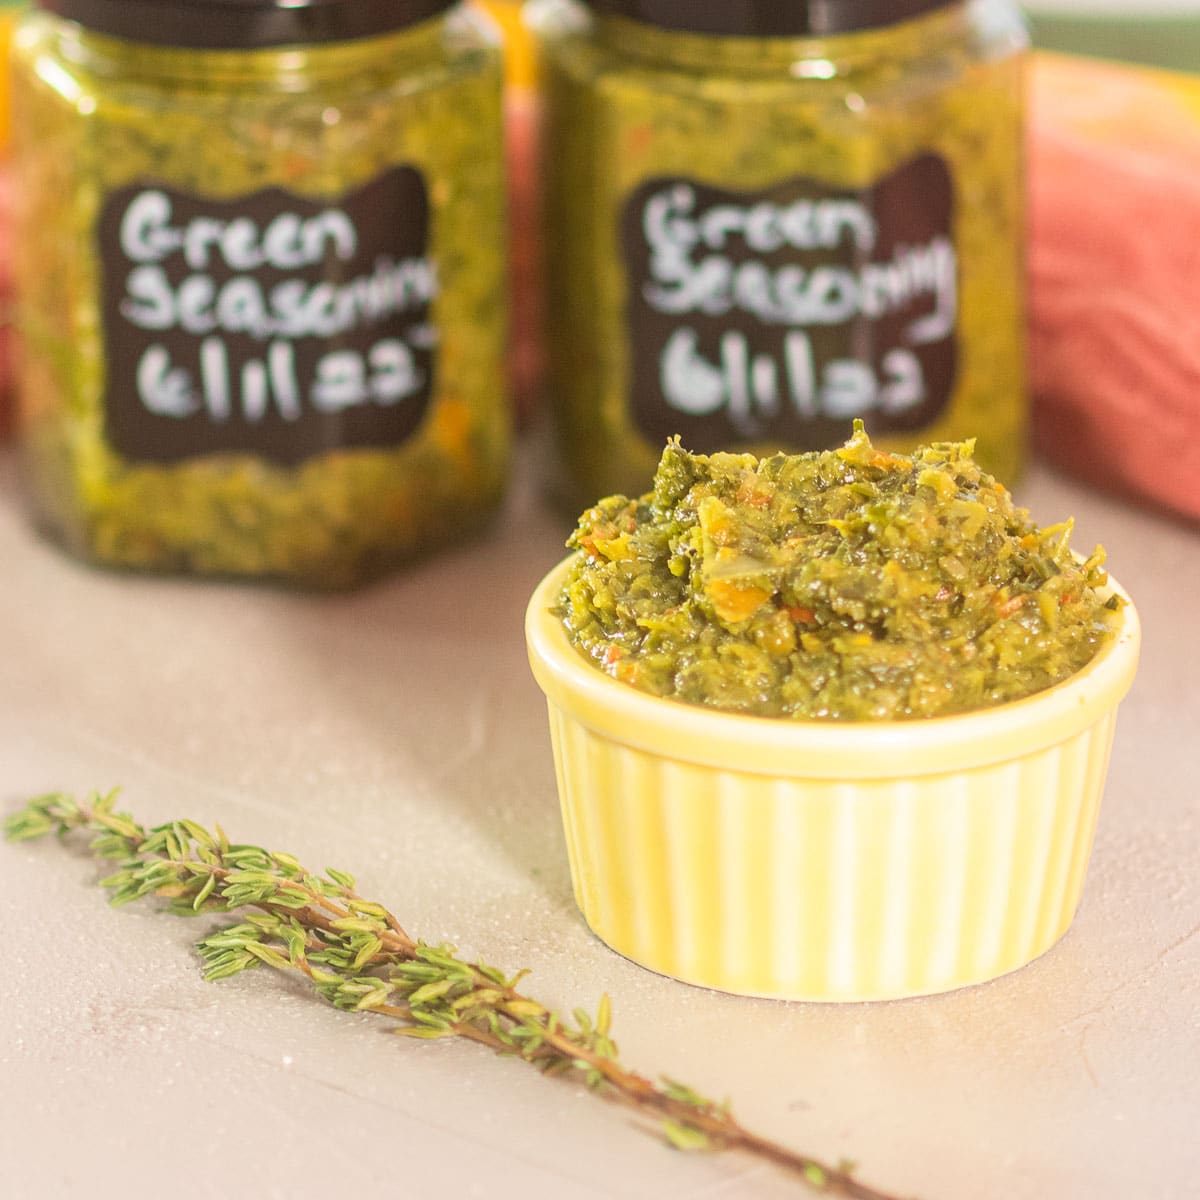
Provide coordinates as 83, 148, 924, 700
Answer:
6, 790, 912, 1200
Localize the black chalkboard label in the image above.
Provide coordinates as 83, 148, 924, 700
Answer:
620, 155, 958, 451
98, 167, 436, 466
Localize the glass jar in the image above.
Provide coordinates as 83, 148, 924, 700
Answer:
11, 0, 510, 587
529, 0, 1028, 510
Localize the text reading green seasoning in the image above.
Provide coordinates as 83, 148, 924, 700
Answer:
559, 424, 1119, 721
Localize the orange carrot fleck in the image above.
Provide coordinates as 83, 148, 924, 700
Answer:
993, 593, 1028, 619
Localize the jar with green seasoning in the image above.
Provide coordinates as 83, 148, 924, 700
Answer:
528, 0, 1028, 511
11, 0, 510, 587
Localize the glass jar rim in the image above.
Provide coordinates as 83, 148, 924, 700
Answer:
33, 0, 458, 49
582, 0, 960, 38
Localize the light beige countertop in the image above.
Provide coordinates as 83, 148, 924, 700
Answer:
2, 439, 1197, 1200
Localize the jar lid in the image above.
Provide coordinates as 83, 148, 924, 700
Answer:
35, 0, 457, 48
585, 0, 959, 37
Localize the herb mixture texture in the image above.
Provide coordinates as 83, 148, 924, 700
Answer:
559, 424, 1119, 720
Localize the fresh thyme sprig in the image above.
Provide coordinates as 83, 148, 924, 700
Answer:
6, 790, 910, 1200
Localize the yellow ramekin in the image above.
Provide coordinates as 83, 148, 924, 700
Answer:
526, 558, 1141, 1002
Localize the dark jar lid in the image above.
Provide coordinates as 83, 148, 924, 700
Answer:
35, 0, 458, 49
585, 0, 959, 37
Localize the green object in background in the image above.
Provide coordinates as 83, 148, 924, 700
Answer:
1025, 4, 1200, 74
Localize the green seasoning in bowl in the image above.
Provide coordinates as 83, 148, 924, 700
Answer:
11, 1, 509, 588
558, 423, 1120, 721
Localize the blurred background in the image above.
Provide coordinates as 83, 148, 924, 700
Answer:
1024, 0, 1200, 72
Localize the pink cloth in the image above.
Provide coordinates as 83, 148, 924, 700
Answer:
1029, 55, 1200, 521
505, 90, 542, 425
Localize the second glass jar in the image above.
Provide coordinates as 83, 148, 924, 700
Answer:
530, 0, 1029, 509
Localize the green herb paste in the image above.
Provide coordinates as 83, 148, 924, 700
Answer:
531, 0, 1028, 512
558, 424, 1119, 721
11, 9, 510, 587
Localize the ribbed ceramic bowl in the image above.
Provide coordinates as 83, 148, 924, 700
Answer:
526, 557, 1140, 1002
